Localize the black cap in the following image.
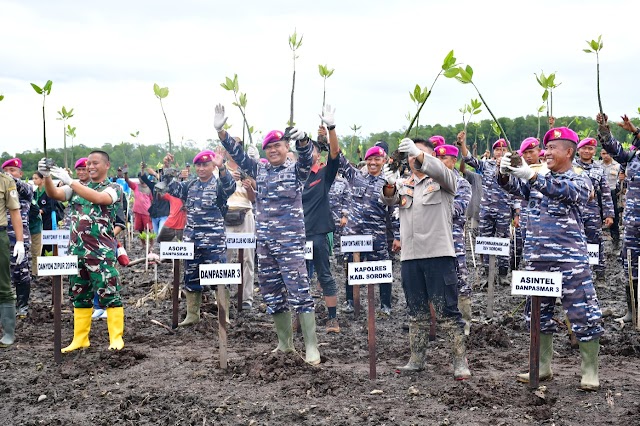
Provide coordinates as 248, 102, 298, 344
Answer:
375, 140, 389, 154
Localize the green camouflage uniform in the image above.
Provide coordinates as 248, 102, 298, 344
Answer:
67, 180, 123, 308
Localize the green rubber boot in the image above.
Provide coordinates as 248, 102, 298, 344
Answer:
450, 326, 471, 380
517, 333, 553, 383
298, 312, 321, 365
397, 319, 428, 372
178, 291, 201, 327
272, 311, 295, 353
0, 303, 16, 348
458, 297, 472, 336
579, 338, 600, 391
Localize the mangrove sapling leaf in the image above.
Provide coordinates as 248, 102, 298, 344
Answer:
220, 74, 253, 146
584, 35, 604, 115
288, 29, 303, 127
153, 83, 172, 152
536, 104, 546, 140
0, 94, 5, 101
534, 71, 561, 127
57, 105, 75, 169
461, 99, 482, 133
31, 80, 53, 158
318, 63, 335, 114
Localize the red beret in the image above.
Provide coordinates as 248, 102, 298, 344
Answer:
364, 146, 386, 160
543, 127, 579, 147
435, 144, 459, 157
429, 135, 445, 147
492, 139, 509, 150
75, 158, 88, 169
262, 130, 284, 149
577, 138, 597, 149
193, 150, 216, 164
518, 137, 539, 155
1, 158, 22, 169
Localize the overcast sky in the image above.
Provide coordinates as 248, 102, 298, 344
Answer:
1, 0, 638, 155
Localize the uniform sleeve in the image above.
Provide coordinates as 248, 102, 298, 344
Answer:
339, 153, 359, 185
418, 154, 457, 195
600, 175, 615, 219
166, 178, 188, 201
453, 179, 472, 220
499, 173, 531, 200
388, 204, 400, 240
598, 128, 637, 165
463, 154, 483, 172
3, 178, 20, 210
220, 132, 258, 178
341, 181, 352, 216
530, 173, 590, 206
217, 170, 237, 203
295, 140, 314, 184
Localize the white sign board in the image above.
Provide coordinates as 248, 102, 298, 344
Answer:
587, 244, 599, 266
37, 256, 78, 276
511, 270, 563, 298
305, 241, 313, 260
475, 237, 510, 257
348, 260, 393, 285
199, 263, 242, 285
41, 230, 70, 246
341, 235, 374, 253
160, 242, 194, 260
226, 233, 257, 249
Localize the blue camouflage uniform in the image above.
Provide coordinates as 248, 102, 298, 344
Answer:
573, 158, 615, 275
452, 169, 472, 299
463, 155, 514, 274
6, 176, 32, 311
165, 171, 236, 292
328, 174, 352, 254
221, 133, 315, 314
339, 155, 400, 308
500, 169, 603, 342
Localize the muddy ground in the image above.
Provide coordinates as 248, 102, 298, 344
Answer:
1, 234, 639, 426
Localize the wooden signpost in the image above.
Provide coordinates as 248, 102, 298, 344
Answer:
341, 235, 373, 316
511, 270, 562, 388
159, 242, 194, 328
475, 236, 510, 318
199, 263, 242, 369
347, 259, 393, 380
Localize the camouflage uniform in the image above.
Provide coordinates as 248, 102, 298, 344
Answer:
339, 155, 400, 308
328, 174, 352, 254
463, 155, 514, 274
6, 177, 32, 312
221, 133, 315, 314
452, 169, 472, 298
500, 170, 603, 342
573, 159, 615, 274
64, 180, 123, 308
165, 173, 235, 292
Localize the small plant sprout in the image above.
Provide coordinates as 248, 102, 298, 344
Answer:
288, 29, 303, 127
404, 50, 458, 138
30, 80, 53, 157
534, 71, 561, 129
56, 106, 74, 168
460, 98, 482, 133
409, 84, 429, 136
318, 64, 335, 112
130, 130, 144, 163
66, 125, 77, 164
220, 74, 253, 146
153, 83, 172, 152
350, 124, 361, 161
536, 104, 546, 140
583, 35, 604, 115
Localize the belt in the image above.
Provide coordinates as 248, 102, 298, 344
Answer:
0, 226, 6, 231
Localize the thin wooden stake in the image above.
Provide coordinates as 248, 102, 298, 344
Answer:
237, 248, 244, 309
353, 252, 361, 316
52, 245, 62, 363
487, 255, 495, 318
171, 259, 180, 329
218, 284, 228, 369
367, 283, 376, 380
529, 296, 541, 389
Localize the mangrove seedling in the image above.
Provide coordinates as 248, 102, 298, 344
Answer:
56, 106, 74, 168
583, 35, 604, 115
30, 80, 53, 157
409, 84, 429, 137
220, 74, 253, 146
318, 64, 335, 112
153, 83, 172, 152
66, 125, 77, 164
349, 124, 361, 162
460, 98, 482, 133
288, 30, 303, 127
130, 130, 144, 163
534, 71, 561, 129
536, 104, 546, 140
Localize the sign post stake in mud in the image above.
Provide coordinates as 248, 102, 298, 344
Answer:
226, 233, 257, 313
348, 259, 393, 380
200, 263, 242, 369
475, 236, 510, 318
341, 235, 373, 317
37, 250, 78, 363
160, 242, 194, 329
511, 270, 562, 389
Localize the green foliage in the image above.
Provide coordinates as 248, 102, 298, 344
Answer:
153, 83, 169, 99
66, 125, 76, 138
583, 35, 603, 53
31, 80, 53, 96
318, 64, 335, 78
288, 30, 303, 52
139, 230, 157, 241
57, 105, 74, 120
0, 94, 4, 101
221, 74, 239, 92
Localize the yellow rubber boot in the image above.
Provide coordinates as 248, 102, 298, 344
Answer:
61, 307, 92, 353
106, 307, 125, 350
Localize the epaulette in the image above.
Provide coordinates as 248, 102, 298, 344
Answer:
572, 166, 583, 174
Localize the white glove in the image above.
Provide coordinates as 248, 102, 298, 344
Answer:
500, 152, 512, 175
398, 138, 421, 157
214, 103, 228, 132
13, 241, 25, 264
288, 127, 307, 141
505, 155, 535, 180
51, 166, 73, 185
319, 104, 335, 127
246, 145, 260, 160
383, 164, 399, 186
38, 158, 51, 177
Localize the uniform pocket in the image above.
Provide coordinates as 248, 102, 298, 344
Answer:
546, 199, 569, 216
422, 183, 442, 205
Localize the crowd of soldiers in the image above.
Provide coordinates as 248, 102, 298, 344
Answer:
1, 106, 638, 391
